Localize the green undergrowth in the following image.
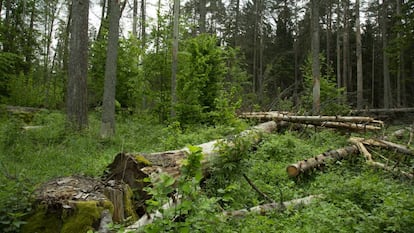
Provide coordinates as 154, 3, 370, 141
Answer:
1, 111, 413, 232
0, 111, 244, 232
143, 127, 414, 233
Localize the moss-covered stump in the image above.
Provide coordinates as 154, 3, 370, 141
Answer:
103, 152, 153, 217
22, 176, 119, 233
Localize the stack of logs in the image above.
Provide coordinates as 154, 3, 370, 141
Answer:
240, 111, 384, 131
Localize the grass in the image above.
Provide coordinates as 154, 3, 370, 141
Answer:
0, 110, 413, 232
0, 110, 245, 232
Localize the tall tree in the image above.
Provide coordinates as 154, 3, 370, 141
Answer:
100, 0, 120, 138
132, 0, 138, 36
140, 0, 146, 46
67, 0, 89, 130
311, 0, 321, 114
336, 0, 341, 89
199, 0, 206, 33
171, 0, 180, 117
342, 0, 349, 94
356, 0, 363, 109
382, 0, 392, 108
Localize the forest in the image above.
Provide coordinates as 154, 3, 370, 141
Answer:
0, 0, 413, 232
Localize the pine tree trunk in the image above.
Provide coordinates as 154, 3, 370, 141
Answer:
336, 0, 341, 89
199, 0, 206, 33
382, 0, 392, 109
311, 0, 321, 115
171, 0, 179, 117
356, 0, 363, 109
132, 0, 138, 36
100, 0, 120, 138
342, 0, 349, 96
140, 0, 146, 45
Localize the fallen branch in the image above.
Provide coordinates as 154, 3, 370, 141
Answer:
242, 173, 275, 203
286, 146, 359, 177
349, 137, 413, 179
223, 195, 323, 218
351, 137, 414, 156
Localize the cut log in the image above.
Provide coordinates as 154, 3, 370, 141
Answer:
351, 107, 414, 114
222, 195, 323, 217
241, 111, 383, 124
240, 112, 383, 131
286, 146, 359, 177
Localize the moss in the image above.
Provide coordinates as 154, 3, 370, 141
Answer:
135, 154, 152, 166
23, 201, 114, 233
22, 205, 62, 233
123, 184, 138, 223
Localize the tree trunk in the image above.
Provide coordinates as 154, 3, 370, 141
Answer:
124, 121, 280, 230
199, 0, 206, 33
356, 0, 363, 109
336, 0, 341, 89
140, 0, 146, 45
240, 112, 383, 131
342, 0, 349, 95
382, 0, 392, 108
66, 0, 89, 131
171, 0, 179, 118
223, 195, 323, 217
100, 0, 120, 138
132, 0, 138, 36
311, 0, 321, 115
286, 146, 359, 177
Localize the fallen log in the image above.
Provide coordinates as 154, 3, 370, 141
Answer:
286, 146, 360, 177
363, 139, 414, 156
222, 195, 323, 218
241, 111, 383, 124
351, 107, 414, 114
240, 112, 383, 131
126, 194, 323, 232
349, 137, 413, 179
118, 121, 282, 229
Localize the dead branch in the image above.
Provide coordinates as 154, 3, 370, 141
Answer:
243, 173, 275, 203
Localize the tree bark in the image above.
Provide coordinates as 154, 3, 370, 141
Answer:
140, 0, 146, 45
132, 0, 138, 36
356, 0, 363, 109
240, 112, 382, 125
311, 0, 321, 115
171, 0, 179, 117
199, 0, 206, 33
336, 0, 341, 89
286, 146, 359, 177
66, 0, 89, 131
342, 0, 349, 95
223, 195, 323, 217
100, 0, 120, 138
382, 0, 392, 108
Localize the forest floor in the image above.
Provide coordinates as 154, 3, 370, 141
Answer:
0, 110, 413, 232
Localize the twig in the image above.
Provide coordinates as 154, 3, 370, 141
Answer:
242, 173, 275, 203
